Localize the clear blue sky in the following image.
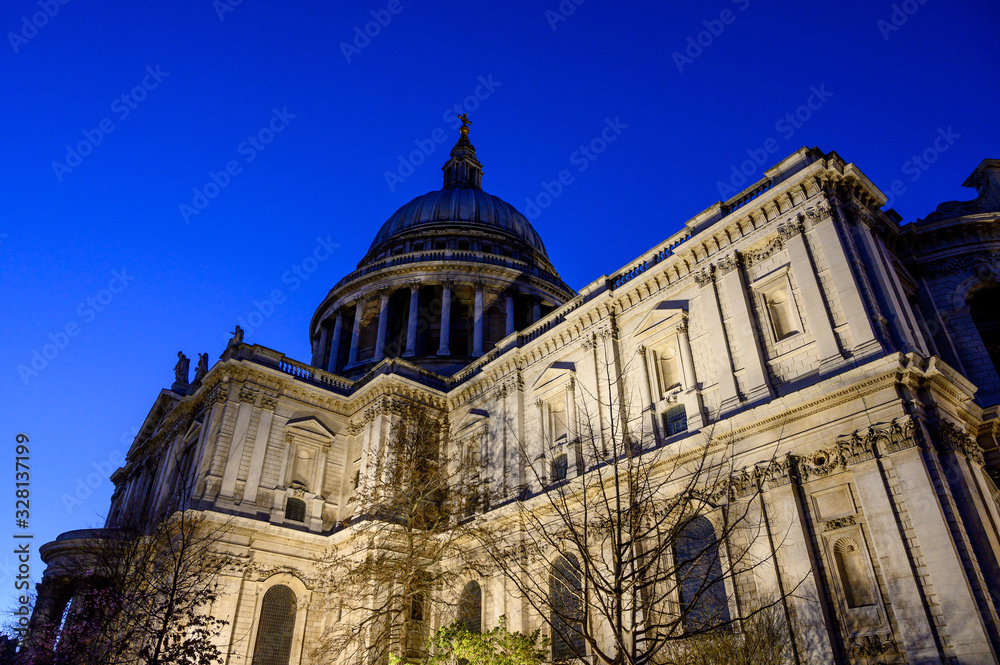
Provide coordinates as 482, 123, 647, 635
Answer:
1, 0, 998, 592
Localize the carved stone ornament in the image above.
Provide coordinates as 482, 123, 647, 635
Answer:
260, 394, 278, 411
238, 385, 257, 404
934, 420, 985, 465
693, 269, 714, 287
715, 253, 741, 276
848, 633, 897, 657
777, 220, 804, 239
823, 515, 857, 531
208, 384, 228, 405
795, 446, 843, 483
742, 236, 784, 268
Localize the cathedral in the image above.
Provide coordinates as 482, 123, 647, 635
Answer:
29, 120, 1000, 664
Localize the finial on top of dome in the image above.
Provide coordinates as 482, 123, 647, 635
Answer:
442, 115, 483, 189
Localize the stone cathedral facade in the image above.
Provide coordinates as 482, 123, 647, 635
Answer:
32, 124, 1000, 664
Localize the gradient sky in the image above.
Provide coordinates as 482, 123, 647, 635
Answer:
2, 0, 998, 596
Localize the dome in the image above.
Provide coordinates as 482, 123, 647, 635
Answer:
368, 187, 548, 255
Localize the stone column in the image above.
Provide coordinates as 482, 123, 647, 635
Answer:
505, 292, 516, 336
326, 311, 343, 373
347, 300, 363, 367
763, 479, 838, 663
888, 442, 997, 662
473, 285, 485, 356
314, 323, 330, 369
531, 297, 541, 323
437, 281, 452, 356
782, 223, 841, 369
697, 271, 739, 413
851, 456, 941, 663
220, 389, 256, 500
637, 345, 660, 445
718, 256, 772, 404
374, 290, 391, 362
404, 283, 419, 357
807, 205, 879, 355
677, 320, 697, 390
242, 397, 276, 505
855, 219, 923, 354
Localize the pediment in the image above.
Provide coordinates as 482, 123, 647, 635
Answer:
129, 389, 183, 457
533, 361, 576, 395
285, 416, 337, 444
630, 300, 688, 340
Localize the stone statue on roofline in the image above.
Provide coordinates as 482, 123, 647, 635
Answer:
172, 352, 190, 392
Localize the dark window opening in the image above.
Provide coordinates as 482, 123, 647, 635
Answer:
552, 454, 568, 482
664, 406, 687, 436
284, 497, 306, 522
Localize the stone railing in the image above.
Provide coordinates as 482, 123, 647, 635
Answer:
722, 177, 772, 215
328, 248, 568, 293
607, 233, 690, 291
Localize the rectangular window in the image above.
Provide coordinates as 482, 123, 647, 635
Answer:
664, 406, 687, 436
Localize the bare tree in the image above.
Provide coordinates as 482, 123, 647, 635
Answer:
314, 403, 476, 665
23, 478, 231, 664
470, 325, 797, 665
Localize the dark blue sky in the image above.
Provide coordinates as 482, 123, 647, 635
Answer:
2, 0, 998, 590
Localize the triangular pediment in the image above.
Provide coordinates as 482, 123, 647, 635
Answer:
129, 389, 183, 457
285, 416, 337, 443
630, 300, 688, 339
533, 361, 576, 395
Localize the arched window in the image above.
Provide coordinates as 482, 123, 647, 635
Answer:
459, 581, 482, 634
550, 554, 585, 661
675, 516, 730, 632
969, 285, 1000, 376
833, 538, 876, 608
252, 585, 296, 665
284, 497, 306, 522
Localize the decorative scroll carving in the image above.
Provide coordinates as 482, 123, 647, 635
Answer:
260, 395, 278, 411
823, 515, 856, 531
934, 420, 985, 465
848, 633, 897, 657
727, 456, 792, 500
